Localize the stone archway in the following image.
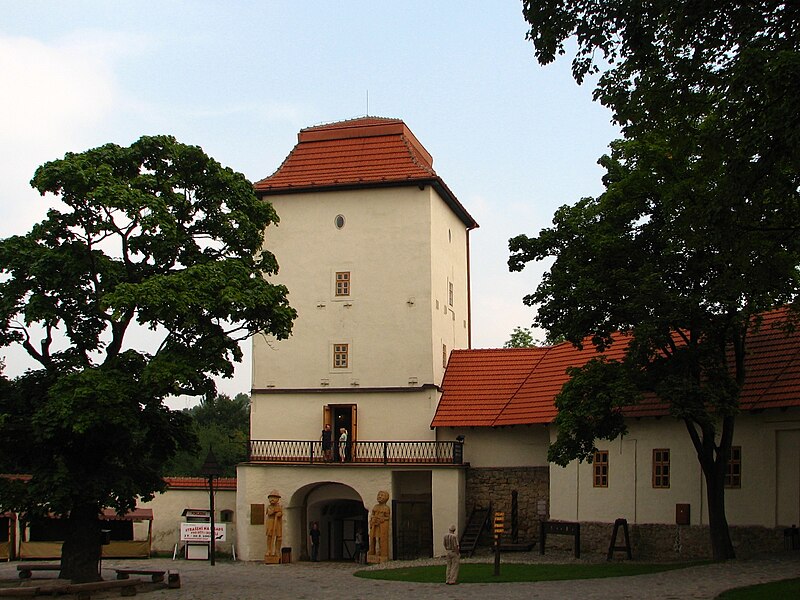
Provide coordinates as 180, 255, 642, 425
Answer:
291, 482, 367, 561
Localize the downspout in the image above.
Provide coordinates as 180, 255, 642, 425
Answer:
575, 462, 580, 521
466, 229, 472, 349
633, 439, 638, 523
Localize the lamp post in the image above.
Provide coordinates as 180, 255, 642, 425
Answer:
201, 448, 222, 566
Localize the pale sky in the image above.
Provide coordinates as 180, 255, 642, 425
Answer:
0, 1, 618, 404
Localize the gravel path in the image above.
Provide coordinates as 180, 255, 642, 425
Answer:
1, 551, 797, 599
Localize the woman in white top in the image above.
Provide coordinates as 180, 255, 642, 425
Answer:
339, 428, 348, 462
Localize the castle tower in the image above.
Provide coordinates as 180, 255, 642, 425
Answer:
237, 117, 477, 562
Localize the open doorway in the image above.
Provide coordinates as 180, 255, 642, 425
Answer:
324, 404, 357, 462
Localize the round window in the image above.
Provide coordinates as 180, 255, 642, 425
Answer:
335, 214, 346, 229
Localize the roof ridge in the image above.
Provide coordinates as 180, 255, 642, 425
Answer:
301, 116, 403, 131
490, 345, 553, 427
399, 133, 436, 177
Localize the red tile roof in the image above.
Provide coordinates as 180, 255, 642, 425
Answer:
101, 508, 153, 521
164, 476, 237, 490
254, 117, 478, 229
432, 308, 800, 427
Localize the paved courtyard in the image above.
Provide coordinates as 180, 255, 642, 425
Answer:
1, 552, 798, 599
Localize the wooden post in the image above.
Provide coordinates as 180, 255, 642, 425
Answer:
493, 512, 504, 576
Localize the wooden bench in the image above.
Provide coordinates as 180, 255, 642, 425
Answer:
115, 568, 166, 583
16, 563, 60, 579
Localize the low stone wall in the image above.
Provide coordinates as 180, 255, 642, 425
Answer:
465, 467, 549, 546
541, 521, 789, 560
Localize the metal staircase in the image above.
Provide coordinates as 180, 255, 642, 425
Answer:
459, 502, 492, 557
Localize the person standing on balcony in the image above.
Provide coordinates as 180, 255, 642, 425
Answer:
443, 524, 460, 585
321, 424, 333, 462
339, 427, 348, 462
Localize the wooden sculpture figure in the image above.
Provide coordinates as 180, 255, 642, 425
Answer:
264, 490, 283, 563
367, 490, 390, 563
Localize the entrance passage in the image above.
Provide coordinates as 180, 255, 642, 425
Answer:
321, 499, 367, 561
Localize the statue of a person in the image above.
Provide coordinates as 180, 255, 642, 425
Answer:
265, 490, 283, 561
368, 490, 390, 562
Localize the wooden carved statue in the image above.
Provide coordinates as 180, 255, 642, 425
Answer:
367, 490, 390, 563
264, 489, 283, 563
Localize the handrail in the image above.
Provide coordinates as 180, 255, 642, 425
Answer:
248, 439, 464, 465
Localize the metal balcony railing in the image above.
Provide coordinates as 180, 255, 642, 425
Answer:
248, 440, 464, 465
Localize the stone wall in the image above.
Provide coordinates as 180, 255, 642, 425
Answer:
465, 467, 549, 546
466, 466, 791, 559
541, 521, 789, 560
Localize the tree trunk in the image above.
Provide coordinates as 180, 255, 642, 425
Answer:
704, 463, 736, 560
59, 503, 102, 582
685, 418, 737, 561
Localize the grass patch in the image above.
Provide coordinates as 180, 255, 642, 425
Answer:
355, 562, 700, 584
715, 578, 800, 599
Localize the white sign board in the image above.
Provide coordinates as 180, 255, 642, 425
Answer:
180, 523, 227, 542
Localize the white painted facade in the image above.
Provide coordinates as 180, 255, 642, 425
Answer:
140, 488, 238, 556
549, 410, 800, 528
240, 130, 474, 562
441, 426, 550, 468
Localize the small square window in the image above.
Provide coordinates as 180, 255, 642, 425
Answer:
725, 446, 741, 488
593, 450, 609, 487
335, 272, 350, 297
333, 344, 349, 369
653, 448, 670, 488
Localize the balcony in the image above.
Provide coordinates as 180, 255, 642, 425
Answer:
248, 440, 464, 465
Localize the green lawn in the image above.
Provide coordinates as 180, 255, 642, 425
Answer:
715, 578, 800, 599
355, 562, 700, 584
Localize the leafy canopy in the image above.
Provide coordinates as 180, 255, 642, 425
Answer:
514, 0, 800, 466
504, 326, 536, 348
164, 393, 251, 477
515, 0, 800, 559
0, 135, 295, 519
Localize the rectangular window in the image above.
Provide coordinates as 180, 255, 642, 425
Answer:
335, 271, 350, 297
333, 344, 349, 369
653, 448, 670, 488
725, 446, 742, 488
593, 450, 609, 487
448, 280, 454, 307
442, 344, 448, 368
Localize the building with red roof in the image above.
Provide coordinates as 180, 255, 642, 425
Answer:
432, 307, 800, 557
234, 116, 798, 562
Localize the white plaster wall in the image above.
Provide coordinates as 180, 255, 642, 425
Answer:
250, 389, 439, 441
428, 186, 471, 381
431, 468, 465, 557
549, 410, 800, 528
254, 187, 438, 391
438, 426, 550, 468
236, 464, 393, 561
236, 464, 465, 562
139, 489, 237, 555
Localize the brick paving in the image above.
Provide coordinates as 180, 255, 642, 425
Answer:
0, 552, 797, 599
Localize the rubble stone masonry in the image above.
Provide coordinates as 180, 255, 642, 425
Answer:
465, 467, 549, 546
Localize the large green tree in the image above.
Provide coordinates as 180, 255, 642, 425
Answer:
0, 136, 295, 581
513, 1, 800, 560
